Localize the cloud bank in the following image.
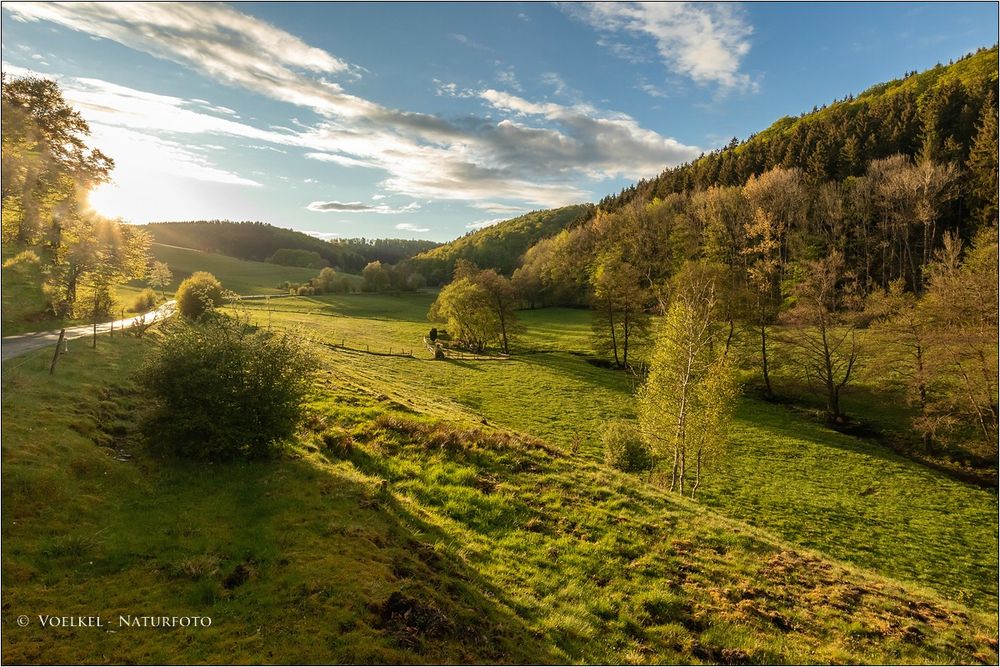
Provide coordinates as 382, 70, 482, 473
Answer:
5, 2, 704, 210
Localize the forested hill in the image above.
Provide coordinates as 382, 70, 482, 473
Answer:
406, 204, 594, 283
143, 220, 439, 273
599, 45, 998, 220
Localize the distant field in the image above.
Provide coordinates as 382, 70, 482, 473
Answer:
234, 293, 999, 609
148, 243, 354, 295
2, 243, 357, 336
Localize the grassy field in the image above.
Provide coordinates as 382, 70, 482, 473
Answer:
232, 294, 999, 611
147, 243, 359, 295
2, 330, 997, 664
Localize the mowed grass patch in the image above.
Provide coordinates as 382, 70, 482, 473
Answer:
248, 292, 999, 610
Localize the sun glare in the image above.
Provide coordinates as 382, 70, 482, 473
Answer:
86, 181, 127, 220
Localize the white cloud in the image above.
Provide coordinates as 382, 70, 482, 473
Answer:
566, 2, 755, 90
302, 229, 341, 239
466, 217, 506, 229
303, 178, 318, 183
496, 65, 522, 92
307, 200, 420, 214
246, 144, 287, 153
371, 194, 386, 200
89, 122, 261, 186
637, 81, 668, 99
540, 72, 571, 98
471, 202, 525, 213
396, 222, 430, 233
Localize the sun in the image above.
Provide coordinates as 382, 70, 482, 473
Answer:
86, 181, 130, 220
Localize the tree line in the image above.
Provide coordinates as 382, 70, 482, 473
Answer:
145, 220, 439, 273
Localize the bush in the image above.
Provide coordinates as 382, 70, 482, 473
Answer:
176, 271, 223, 319
406, 272, 427, 290
603, 421, 654, 473
132, 288, 157, 312
139, 314, 318, 460
429, 327, 438, 342
296, 285, 314, 296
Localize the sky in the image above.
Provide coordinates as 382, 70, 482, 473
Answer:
2, 2, 996, 242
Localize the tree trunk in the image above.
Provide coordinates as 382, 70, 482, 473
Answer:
760, 323, 773, 398
608, 309, 620, 368
669, 446, 679, 492
622, 311, 630, 368
691, 449, 702, 499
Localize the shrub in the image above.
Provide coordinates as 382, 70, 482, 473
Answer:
296, 285, 314, 296
603, 421, 654, 473
132, 288, 157, 312
139, 314, 318, 460
428, 327, 438, 342
406, 272, 427, 290
176, 271, 223, 319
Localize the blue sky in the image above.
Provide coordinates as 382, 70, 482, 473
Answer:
2, 2, 996, 242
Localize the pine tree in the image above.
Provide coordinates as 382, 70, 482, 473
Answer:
966, 92, 999, 227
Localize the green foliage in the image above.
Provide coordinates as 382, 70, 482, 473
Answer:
362, 260, 391, 292
267, 248, 327, 269
599, 46, 997, 235
2, 74, 113, 246
602, 421, 654, 473
175, 271, 223, 319
407, 205, 593, 283
428, 278, 502, 353
639, 267, 738, 495
590, 254, 650, 368
131, 288, 157, 313
147, 260, 172, 295
139, 314, 317, 460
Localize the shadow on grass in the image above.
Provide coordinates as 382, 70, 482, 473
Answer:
8, 450, 562, 664
514, 351, 637, 394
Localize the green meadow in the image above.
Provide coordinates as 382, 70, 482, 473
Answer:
233, 293, 999, 610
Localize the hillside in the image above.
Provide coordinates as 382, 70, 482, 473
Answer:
147, 243, 349, 295
144, 221, 439, 273
599, 45, 998, 221
407, 205, 594, 283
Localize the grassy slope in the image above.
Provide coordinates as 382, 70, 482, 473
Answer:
2, 329, 997, 664
234, 295, 998, 610
148, 243, 349, 295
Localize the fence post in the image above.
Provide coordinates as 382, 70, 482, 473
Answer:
49, 329, 66, 375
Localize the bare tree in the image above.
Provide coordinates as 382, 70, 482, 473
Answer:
781, 252, 863, 423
